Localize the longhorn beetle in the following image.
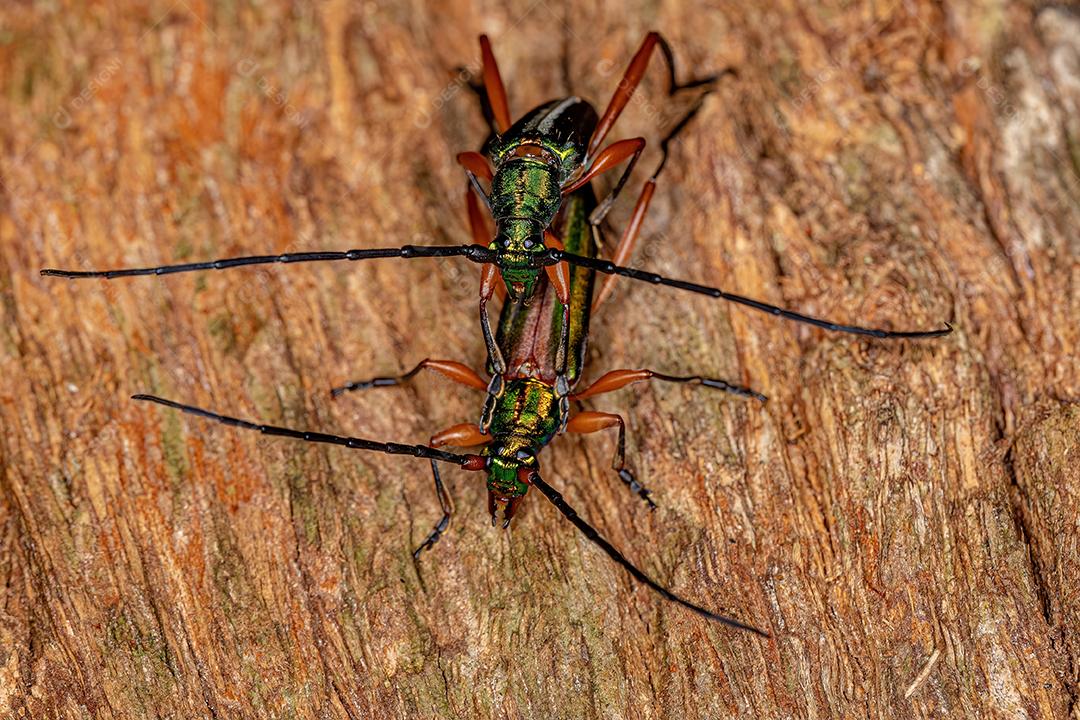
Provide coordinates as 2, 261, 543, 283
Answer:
43, 32, 952, 634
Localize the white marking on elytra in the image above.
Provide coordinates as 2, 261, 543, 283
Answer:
537, 96, 581, 134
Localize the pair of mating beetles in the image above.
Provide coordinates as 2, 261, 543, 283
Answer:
44, 33, 949, 636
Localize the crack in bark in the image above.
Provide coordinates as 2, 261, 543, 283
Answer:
286, 476, 361, 720
1004, 439, 1080, 714
435, 644, 455, 716
183, 635, 221, 720
996, 402, 1078, 713
1002, 445, 1053, 626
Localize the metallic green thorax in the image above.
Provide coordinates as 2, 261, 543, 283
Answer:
484, 378, 561, 510
489, 160, 561, 299
489, 379, 562, 443
490, 161, 562, 224
484, 98, 596, 300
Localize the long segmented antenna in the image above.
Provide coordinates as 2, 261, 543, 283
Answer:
535, 249, 952, 339
131, 394, 487, 469
41, 245, 497, 279
134, 393, 766, 633
527, 471, 770, 637
43, 243, 951, 339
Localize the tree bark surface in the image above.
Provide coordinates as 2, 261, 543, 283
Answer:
1, 2, 1078, 718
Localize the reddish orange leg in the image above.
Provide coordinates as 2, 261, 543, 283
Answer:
575, 33, 723, 262
457, 151, 494, 183
587, 62, 721, 306
564, 138, 645, 195
573, 32, 668, 222
330, 358, 488, 398
566, 411, 655, 510
415, 423, 492, 558
542, 230, 570, 303
572, 369, 766, 403
431, 422, 491, 448
562, 137, 645, 231
466, 188, 506, 302
589, 32, 662, 159
542, 230, 572, 389
592, 178, 655, 311
457, 150, 495, 210
588, 31, 721, 159
479, 35, 512, 133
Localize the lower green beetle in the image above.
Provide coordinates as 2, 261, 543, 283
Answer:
132, 158, 771, 636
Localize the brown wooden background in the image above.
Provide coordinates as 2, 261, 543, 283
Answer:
2, 1, 1078, 718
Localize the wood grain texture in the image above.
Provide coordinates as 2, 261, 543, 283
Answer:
2, 1, 1078, 718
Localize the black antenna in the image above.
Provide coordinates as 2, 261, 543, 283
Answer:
41, 245, 496, 279
43, 242, 952, 341
131, 394, 486, 469
527, 471, 770, 637
647, 372, 767, 403
536, 249, 953, 339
